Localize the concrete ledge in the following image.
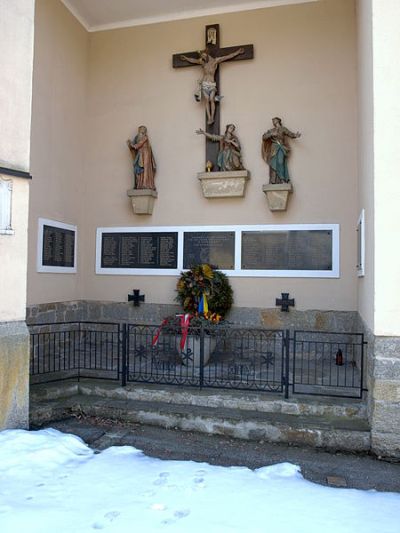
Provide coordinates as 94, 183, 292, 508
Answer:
262, 183, 293, 211
30, 380, 370, 453
30, 392, 370, 453
127, 188, 157, 215
30, 380, 368, 420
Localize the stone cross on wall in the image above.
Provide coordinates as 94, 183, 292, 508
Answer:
173, 24, 254, 169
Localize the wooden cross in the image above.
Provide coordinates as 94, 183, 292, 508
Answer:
173, 24, 254, 168
276, 293, 295, 312
128, 289, 145, 307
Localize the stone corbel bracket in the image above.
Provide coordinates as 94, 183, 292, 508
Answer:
262, 183, 293, 211
198, 170, 250, 198
127, 188, 157, 215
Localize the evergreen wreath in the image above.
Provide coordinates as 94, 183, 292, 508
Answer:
175, 264, 233, 319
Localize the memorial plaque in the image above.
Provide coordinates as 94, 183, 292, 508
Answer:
42, 224, 75, 267
242, 230, 332, 270
101, 232, 178, 269
183, 232, 235, 269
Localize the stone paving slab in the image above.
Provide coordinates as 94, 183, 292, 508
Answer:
31, 379, 368, 419
30, 392, 370, 453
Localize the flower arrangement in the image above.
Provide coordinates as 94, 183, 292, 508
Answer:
152, 264, 233, 348
175, 263, 233, 319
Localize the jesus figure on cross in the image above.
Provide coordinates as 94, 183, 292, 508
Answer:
180, 47, 244, 125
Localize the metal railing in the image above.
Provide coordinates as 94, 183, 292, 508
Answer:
292, 330, 365, 399
30, 322, 121, 384
126, 324, 287, 393
29, 321, 366, 398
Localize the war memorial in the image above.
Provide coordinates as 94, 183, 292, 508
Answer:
1, 0, 400, 458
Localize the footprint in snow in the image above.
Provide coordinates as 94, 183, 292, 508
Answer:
153, 472, 170, 486
104, 511, 120, 521
92, 510, 121, 529
161, 508, 190, 526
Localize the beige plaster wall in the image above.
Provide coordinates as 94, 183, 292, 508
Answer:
0, 0, 34, 172
80, 0, 358, 310
356, 0, 374, 332
27, 0, 89, 305
371, 0, 400, 336
0, 178, 30, 321
27, 0, 359, 312
0, 0, 34, 431
0, 0, 34, 320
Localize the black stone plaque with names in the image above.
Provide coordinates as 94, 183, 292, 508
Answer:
42, 225, 75, 267
183, 232, 235, 269
101, 232, 178, 269
241, 230, 333, 271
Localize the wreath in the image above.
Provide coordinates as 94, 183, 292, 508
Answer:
175, 264, 233, 319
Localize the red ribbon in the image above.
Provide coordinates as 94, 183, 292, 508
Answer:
178, 313, 191, 350
151, 318, 168, 347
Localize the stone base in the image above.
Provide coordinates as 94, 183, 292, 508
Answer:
367, 333, 400, 458
262, 183, 293, 211
127, 188, 157, 215
198, 170, 250, 198
27, 301, 361, 332
0, 321, 30, 429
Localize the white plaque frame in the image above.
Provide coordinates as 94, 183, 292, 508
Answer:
37, 218, 78, 273
0, 177, 14, 235
96, 224, 339, 278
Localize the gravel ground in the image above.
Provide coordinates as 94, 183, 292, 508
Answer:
42, 416, 400, 493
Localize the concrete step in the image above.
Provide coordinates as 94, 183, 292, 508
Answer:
31, 379, 368, 420
30, 385, 371, 454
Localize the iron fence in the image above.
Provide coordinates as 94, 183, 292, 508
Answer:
126, 324, 286, 393
30, 322, 121, 384
29, 321, 366, 398
292, 330, 365, 398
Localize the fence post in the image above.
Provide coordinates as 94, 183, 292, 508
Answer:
284, 329, 290, 399
78, 322, 81, 382
199, 323, 204, 389
360, 334, 367, 399
121, 324, 127, 387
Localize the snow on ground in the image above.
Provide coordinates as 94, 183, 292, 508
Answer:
0, 429, 399, 533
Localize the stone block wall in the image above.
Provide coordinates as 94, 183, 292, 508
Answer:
26, 300, 361, 332
0, 321, 30, 429
369, 335, 400, 457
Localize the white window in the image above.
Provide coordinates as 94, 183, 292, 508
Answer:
0, 178, 14, 235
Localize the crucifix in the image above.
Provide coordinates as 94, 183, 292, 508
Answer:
173, 24, 254, 169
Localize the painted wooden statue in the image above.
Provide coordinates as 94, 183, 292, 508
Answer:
127, 126, 157, 190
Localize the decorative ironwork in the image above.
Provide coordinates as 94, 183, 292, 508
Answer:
28, 321, 366, 398
292, 331, 365, 399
